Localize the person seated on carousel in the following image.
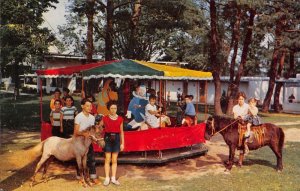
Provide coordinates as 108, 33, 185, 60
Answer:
125, 84, 149, 130
181, 95, 196, 127
144, 95, 171, 129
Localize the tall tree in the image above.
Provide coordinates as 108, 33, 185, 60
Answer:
86, 0, 96, 62
127, 0, 142, 59
261, 0, 300, 112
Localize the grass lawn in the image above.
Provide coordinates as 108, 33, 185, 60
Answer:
0, 93, 82, 131
108, 142, 300, 191
179, 142, 300, 191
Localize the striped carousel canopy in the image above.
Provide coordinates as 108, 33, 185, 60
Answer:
36, 59, 212, 80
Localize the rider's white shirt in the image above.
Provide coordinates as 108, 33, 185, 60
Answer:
75, 112, 95, 131
233, 103, 249, 119
145, 104, 159, 128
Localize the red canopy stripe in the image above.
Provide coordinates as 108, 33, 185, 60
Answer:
36, 60, 118, 76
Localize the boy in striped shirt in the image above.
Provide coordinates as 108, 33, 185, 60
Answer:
60, 96, 78, 138
50, 100, 62, 137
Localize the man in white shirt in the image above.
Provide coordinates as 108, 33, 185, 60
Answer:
73, 98, 100, 185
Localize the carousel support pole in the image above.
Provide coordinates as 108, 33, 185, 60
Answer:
204, 80, 208, 120
164, 80, 167, 112
196, 81, 199, 113
159, 80, 162, 127
39, 78, 43, 123
81, 76, 85, 96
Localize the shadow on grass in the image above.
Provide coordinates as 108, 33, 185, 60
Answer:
243, 158, 276, 169
0, 158, 39, 190
0, 158, 80, 190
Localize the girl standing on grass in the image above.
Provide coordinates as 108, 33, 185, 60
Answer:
101, 100, 124, 186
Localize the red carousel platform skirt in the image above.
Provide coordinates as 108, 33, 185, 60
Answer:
41, 121, 52, 141
93, 123, 206, 152
40, 122, 206, 152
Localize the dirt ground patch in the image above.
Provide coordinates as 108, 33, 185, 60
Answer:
1, 126, 300, 191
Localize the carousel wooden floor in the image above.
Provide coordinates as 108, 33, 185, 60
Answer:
95, 144, 208, 164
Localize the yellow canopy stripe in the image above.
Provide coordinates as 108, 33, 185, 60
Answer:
134, 60, 212, 78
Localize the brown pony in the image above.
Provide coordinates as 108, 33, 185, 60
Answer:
205, 115, 285, 171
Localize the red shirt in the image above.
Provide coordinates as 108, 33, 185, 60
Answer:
103, 115, 123, 133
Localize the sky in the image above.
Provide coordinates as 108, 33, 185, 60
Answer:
42, 0, 68, 35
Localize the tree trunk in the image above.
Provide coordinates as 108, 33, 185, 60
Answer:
262, 22, 283, 112
14, 60, 20, 99
209, 0, 222, 115
128, 0, 141, 59
273, 51, 286, 112
86, 0, 95, 63
288, 49, 295, 77
226, 6, 241, 115
226, 8, 255, 115
105, 0, 114, 61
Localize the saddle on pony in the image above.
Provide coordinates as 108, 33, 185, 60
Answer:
238, 123, 265, 147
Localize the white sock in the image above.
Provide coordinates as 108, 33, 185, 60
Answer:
105, 177, 110, 181
111, 176, 116, 181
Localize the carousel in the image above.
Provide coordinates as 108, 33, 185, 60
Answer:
36, 59, 212, 164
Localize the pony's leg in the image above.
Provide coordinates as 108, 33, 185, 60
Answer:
42, 156, 54, 181
76, 156, 87, 187
30, 154, 51, 187
238, 152, 244, 167
226, 145, 236, 170
269, 142, 283, 171
82, 154, 91, 186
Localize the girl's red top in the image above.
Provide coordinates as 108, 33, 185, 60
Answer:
103, 115, 123, 133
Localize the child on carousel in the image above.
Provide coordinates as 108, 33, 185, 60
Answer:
145, 95, 171, 128
182, 95, 196, 127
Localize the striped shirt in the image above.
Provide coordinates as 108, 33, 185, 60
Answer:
61, 106, 78, 120
50, 109, 61, 126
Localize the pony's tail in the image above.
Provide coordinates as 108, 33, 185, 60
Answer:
278, 127, 285, 153
28, 141, 45, 161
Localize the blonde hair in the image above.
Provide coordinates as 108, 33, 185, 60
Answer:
248, 98, 257, 103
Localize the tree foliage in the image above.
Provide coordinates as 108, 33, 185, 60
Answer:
0, 0, 58, 96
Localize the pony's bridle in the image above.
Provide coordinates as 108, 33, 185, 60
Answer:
209, 118, 240, 136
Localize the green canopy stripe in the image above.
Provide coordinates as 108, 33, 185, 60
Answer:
82, 60, 164, 77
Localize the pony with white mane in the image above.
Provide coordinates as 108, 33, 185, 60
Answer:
30, 125, 102, 187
